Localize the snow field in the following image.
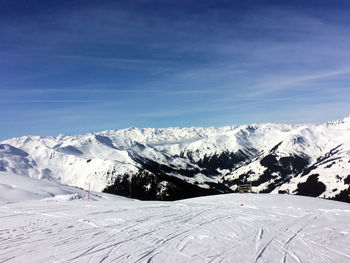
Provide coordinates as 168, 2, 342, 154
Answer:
1, 193, 349, 263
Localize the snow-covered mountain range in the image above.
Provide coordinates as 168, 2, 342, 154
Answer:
1, 116, 350, 202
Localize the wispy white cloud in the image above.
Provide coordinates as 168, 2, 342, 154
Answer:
1, 2, 350, 139
247, 68, 350, 97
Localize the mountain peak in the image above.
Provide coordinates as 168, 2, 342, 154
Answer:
326, 114, 350, 128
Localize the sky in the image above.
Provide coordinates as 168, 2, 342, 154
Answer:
1, 0, 350, 140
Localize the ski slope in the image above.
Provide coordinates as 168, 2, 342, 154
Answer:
1, 173, 349, 263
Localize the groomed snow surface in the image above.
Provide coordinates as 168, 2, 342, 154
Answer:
1, 172, 350, 263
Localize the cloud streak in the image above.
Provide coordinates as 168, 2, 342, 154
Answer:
0, 1, 350, 139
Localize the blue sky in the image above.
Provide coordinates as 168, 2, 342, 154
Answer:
1, 0, 350, 140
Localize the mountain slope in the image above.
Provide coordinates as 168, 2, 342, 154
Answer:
1, 116, 350, 201
0, 171, 124, 203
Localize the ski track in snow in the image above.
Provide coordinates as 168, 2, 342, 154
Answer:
1, 194, 350, 263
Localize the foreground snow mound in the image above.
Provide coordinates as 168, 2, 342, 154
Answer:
1, 115, 350, 201
0, 172, 128, 203
0, 193, 349, 263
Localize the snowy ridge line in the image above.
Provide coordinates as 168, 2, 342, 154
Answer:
1, 115, 350, 201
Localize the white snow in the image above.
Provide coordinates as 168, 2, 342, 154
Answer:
1, 115, 350, 198
0, 172, 350, 263
0, 172, 127, 203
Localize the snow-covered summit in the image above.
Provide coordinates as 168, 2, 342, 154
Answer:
326, 115, 350, 129
1, 115, 350, 202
